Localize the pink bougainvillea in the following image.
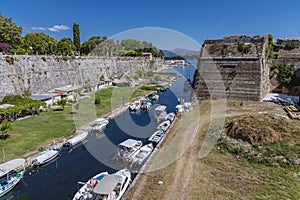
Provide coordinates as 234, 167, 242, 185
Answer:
0, 43, 10, 53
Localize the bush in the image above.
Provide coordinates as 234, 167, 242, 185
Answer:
274, 64, 295, 88
141, 85, 157, 91
95, 98, 101, 105
5, 56, 14, 65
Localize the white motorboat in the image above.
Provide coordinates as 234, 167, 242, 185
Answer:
175, 104, 184, 113
152, 94, 159, 101
148, 130, 165, 144
31, 149, 59, 167
117, 139, 143, 159
73, 169, 131, 200
94, 118, 109, 125
92, 118, 109, 131
0, 158, 26, 197
157, 120, 171, 132
129, 101, 141, 111
63, 131, 89, 148
165, 112, 175, 122
129, 143, 153, 165
141, 102, 152, 110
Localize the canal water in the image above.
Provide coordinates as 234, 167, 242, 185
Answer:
2, 66, 196, 200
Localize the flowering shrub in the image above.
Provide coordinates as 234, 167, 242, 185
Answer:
0, 43, 10, 53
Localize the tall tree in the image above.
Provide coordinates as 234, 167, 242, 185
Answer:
73, 23, 80, 53
24, 32, 57, 55
56, 38, 76, 56
80, 36, 105, 55
0, 13, 23, 53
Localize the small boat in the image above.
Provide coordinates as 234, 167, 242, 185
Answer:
0, 158, 26, 197
129, 104, 136, 111
73, 169, 131, 200
63, 131, 89, 148
165, 112, 175, 122
92, 118, 109, 131
117, 139, 143, 159
148, 130, 165, 144
157, 120, 171, 132
31, 149, 59, 167
152, 94, 159, 101
141, 102, 152, 110
130, 143, 153, 165
94, 118, 109, 125
175, 104, 184, 113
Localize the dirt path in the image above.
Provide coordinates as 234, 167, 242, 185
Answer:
124, 101, 286, 200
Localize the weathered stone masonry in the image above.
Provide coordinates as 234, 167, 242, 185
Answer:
0, 55, 162, 100
193, 36, 270, 101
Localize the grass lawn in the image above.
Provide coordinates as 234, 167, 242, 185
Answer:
1, 87, 153, 162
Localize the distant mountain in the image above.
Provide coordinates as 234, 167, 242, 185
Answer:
161, 48, 200, 57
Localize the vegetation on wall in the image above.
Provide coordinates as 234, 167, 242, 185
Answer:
272, 63, 295, 88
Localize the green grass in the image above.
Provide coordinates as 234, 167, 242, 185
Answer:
1, 87, 152, 161
0, 106, 75, 161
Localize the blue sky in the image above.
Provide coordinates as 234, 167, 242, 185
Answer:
1, 0, 300, 50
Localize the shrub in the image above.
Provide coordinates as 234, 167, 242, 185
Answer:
5, 56, 14, 65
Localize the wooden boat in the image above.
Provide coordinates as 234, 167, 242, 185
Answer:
63, 131, 89, 148
31, 149, 59, 167
73, 169, 131, 200
148, 130, 165, 144
0, 158, 26, 197
129, 143, 153, 165
157, 120, 171, 132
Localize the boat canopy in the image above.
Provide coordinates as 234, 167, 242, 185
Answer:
93, 175, 121, 195
155, 106, 166, 111
118, 139, 141, 148
0, 158, 25, 176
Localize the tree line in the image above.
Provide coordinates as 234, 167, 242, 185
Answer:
0, 13, 163, 57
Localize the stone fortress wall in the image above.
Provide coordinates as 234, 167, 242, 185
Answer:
0, 55, 162, 100
193, 35, 270, 101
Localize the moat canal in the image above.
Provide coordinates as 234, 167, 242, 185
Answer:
2, 66, 196, 200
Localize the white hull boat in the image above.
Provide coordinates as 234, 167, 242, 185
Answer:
0, 158, 26, 197
73, 169, 131, 200
130, 143, 153, 165
116, 139, 143, 159
92, 119, 109, 131
63, 131, 89, 148
152, 94, 159, 101
157, 120, 171, 132
165, 112, 175, 122
148, 130, 164, 144
31, 149, 59, 167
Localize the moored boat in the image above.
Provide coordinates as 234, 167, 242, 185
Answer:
129, 143, 153, 165
92, 118, 109, 131
31, 149, 59, 167
63, 131, 89, 148
165, 112, 175, 122
152, 94, 159, 101
0, 158, 26, 197
73, 169, 131, 200
116, 139, 143, 159
157, 120, 171, 132
148, 129, 165, 144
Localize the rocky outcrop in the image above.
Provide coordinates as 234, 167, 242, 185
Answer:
0, 55, 162, 100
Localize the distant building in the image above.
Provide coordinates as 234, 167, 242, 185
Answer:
30, 93, 61, 107
142, 52, 153, 61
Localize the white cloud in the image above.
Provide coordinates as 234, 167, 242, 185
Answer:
31, 27, 46, 31
48, 25, 70, 32
31, 25, 70, 32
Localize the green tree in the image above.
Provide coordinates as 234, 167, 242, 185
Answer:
80, 36, 105, 55
73, 23, 80, 53
56, 38, 76, 56
0, 121, 12, 138
24, 32, 57, 55
275, 64, 295, 88
0, 13, 23, 53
